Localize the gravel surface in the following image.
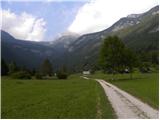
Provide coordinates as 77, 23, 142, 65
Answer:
96, 79, 159, 119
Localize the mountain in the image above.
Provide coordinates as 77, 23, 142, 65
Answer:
112, 6, 159, 51
1, 6, 159, 72
65, 5, 159, 70
1, 30, 79, 70
69, 6, 158, 51
50, 33, 79, 50
1, 30, 62, 69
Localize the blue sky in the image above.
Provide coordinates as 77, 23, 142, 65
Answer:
1, 1, 86, 41
1, 0, 158, 41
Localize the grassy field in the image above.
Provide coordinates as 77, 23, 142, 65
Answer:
1, 76, 116, 119
88, 72, 159, 109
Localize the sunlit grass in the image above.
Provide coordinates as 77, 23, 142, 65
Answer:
2, 76, 116, 119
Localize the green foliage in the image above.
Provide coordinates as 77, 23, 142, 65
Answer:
10, 71, 31, 79
89, 64, 97, 74
122, 48, 138, 79
56, 72, 68, 79
99, 36, 137, 74
147, 51, 159, 64
99, 36, 125, 73
151, 64, 159, 72
141, 51, 159, 64
1, 59, 9, 76
90, 69, 95, 74
138, 50, 159, 65
139, 62, 151, 73
1, 76, 115, 118
56, 65, 68, 79
40, 59, 53, 76
35, 72, 43, 79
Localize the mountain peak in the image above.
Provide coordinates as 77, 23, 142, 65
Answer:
127, 14, 142, 18
59, 31, 80, 37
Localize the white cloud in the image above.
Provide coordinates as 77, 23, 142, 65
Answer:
68, 0, 158, 34
1, 9, 46, 41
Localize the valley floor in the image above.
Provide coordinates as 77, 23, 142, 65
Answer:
1, 76, 115, 119
1, 72, 158, 119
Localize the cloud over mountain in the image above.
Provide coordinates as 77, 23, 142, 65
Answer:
1, 9, 46, 41
68, 0, 158, 34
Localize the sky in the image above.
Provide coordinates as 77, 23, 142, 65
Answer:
0, 0, 158, 41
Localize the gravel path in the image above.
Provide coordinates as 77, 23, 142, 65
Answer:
97, 79, 159, 119
82, 76, 159, 119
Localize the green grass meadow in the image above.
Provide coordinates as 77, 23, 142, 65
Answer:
1, 72, 158, 118
88, 72, 159, 109
1, 76, 116, 119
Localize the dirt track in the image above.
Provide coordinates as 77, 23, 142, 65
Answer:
96, 79, 159, 119
82, 76, 159, 119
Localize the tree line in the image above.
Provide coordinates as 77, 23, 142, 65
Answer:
1, 59, 68, 80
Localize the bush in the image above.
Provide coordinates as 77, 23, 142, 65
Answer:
139, 62, 151, 73
90, 69, 95, 74
56, 71, 68, 79
35, 72, 43, 79
11, 71, 31, 79
152, 64, 159, 72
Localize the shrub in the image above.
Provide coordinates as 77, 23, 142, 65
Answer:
35, 72, 43, 79
11, 71, 31, 79
56, 71, 68, 79
139, 62, 151, 73
90, 69, 95, 74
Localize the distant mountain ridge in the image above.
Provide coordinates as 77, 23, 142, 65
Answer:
1, 5, 159, 72
1, 30, 65, 69
63, 5, 159, 70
